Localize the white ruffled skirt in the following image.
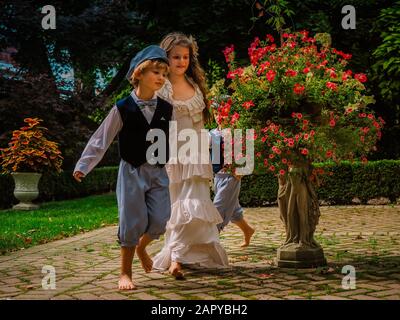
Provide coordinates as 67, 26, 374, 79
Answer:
153, 165, 229, 270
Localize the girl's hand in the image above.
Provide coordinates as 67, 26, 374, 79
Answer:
73, 171, 85, 182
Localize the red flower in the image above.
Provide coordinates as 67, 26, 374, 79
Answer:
301, 148, 309, 155
266, 34, 274, 43
326, 150, 333, 158
279, 169, 286, 175
242, 100, 255, 110
269, 165, 275, 171
361, 156, 368, 164
303, 67, 311, 74
230, 112, 240, 125
326, 81, 338, 91
329, 119, 336, 127
354, 73, 367, 83
293, 83, 305, 95
285, 69, 297, 77
223, 45, 235, 63
266, 70, 276, 82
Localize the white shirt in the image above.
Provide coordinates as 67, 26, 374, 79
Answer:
74, 90, 158, 175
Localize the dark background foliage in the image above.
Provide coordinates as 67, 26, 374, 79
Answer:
1, 0, 398, 171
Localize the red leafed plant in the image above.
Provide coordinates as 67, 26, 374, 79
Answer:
0, 118, 63, 173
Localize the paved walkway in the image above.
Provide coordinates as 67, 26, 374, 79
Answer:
1, 205, 399, 300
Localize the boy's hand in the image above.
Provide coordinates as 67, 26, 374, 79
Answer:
73, 171, 85, 182
232, 170, 242, 180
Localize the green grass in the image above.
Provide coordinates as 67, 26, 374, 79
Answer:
0, 193, 118, 254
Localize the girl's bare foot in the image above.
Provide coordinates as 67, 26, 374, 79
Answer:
241, 227, 255, 247
118, 274, 136, 290
169, 261, 185, 280
136, 247, 153, 273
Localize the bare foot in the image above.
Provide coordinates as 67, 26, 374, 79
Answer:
136, 247, 153, 273
169, 262, 185, 280
118, 274, 136, 290
241, 227, 255, 247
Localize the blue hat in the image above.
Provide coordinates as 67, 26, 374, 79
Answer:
126, 45, 169, 80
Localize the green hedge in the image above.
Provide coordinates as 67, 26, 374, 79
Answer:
0, 167, 118, 209
1, 161, 399, 209
239, 160, 400, 206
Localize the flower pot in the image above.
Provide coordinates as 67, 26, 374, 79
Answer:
11, 172, 42, 210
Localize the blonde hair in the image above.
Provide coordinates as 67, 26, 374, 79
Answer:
129, 59, 169, 88
160, 32, 211, 124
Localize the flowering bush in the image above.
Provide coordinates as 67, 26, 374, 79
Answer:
211, 31, 384, 177
0, 118, 63, 173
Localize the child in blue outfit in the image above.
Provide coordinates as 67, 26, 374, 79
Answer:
209, 106, 255, 247
73, 45, 173, 290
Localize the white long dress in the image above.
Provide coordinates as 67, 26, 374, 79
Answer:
152, 78, 229, 270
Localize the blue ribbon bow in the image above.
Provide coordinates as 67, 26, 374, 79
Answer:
136, 99, 157, 109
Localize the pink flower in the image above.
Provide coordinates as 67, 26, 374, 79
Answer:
269, 165, 276, 171
279, 169, 286, 175
329, 119, 336, 127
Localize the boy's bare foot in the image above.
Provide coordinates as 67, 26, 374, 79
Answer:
241, 227, 255, 247
136, 247, 153, 273
118, 274, 136, 290
169, 262, 185, 280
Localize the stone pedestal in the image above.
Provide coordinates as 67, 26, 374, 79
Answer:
277, 243, 327, 268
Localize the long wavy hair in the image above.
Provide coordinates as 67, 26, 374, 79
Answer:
160, 32, 211, 125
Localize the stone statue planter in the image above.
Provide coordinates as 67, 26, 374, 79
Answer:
11, 172, 42, 210
276, 165, 327, 268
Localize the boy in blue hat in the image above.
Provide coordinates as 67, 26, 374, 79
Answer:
73, 45, 173, 290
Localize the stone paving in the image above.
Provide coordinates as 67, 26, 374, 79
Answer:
0, 205, 399, 300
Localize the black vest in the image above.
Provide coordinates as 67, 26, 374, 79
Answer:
116, 95, 173, 168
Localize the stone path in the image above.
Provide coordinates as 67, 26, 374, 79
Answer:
1, 205, 399, 300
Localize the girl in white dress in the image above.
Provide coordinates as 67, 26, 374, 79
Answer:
152, 32, 229, 278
